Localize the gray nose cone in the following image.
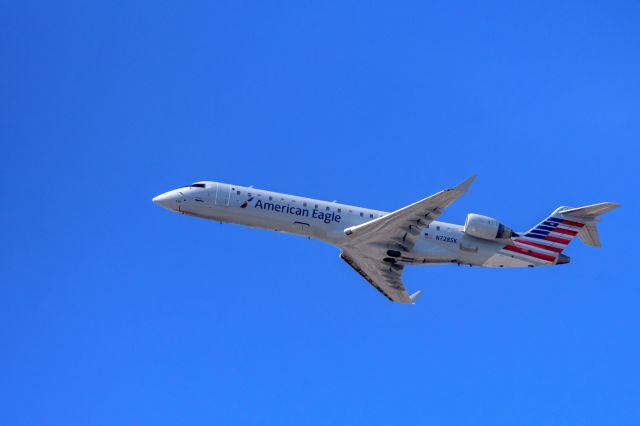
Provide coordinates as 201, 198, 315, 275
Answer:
557, 253, 571, 265
153, 191, 181, 212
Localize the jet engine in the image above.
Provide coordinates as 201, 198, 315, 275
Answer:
463, 213, 516, 240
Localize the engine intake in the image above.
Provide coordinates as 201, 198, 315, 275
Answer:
464, 213, 516, 240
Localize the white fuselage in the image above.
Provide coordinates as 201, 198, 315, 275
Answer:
153, 181, 547, 268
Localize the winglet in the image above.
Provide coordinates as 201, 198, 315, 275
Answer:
410, 290, 423, 304
455, 175, 477, 193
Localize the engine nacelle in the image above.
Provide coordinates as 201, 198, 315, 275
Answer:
464, 213, 516, 240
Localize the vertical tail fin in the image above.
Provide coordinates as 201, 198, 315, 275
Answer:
510, 202, 620, 264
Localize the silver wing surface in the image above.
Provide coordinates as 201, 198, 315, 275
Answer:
340, 176, 476, 303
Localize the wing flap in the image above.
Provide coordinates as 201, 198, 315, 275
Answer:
340, 251, 413, 304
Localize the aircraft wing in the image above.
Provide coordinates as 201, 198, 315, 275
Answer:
344, 175, 476, 249
339, 250, 415, 304
339, 176, 476, 303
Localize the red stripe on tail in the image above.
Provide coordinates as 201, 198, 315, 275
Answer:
503, 245, 557, 262
561, 219, 585, 228
544, 235, 571, 244
551, 227, 578, 236
514, 239, 563, 253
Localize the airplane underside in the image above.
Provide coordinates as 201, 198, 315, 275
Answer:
154, 176, 618, 304
360, 247, 553, 269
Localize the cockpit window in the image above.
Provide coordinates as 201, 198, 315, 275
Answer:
190, 183, 206, 188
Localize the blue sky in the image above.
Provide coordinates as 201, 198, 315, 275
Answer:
1, 1, 639, 425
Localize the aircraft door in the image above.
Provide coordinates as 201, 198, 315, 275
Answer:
215, 183, 231, 206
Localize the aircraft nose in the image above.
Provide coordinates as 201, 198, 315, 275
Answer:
153, 190, 182, 211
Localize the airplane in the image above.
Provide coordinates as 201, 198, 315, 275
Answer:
152, 176, 620, 304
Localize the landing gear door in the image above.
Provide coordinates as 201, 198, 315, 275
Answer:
294, 221, 311, 236
215, 183, 231, 206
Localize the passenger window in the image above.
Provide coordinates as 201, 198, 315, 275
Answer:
269, 196, 272, 200
360, 212, 364, 217
315, 204, 318, 208
369, 214, 373, 218
303, 202, 307, 207
338, 208, 342, 213
326, 206, 330, 211
236, 190, 240, 195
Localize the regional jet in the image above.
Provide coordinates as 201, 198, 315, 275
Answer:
153, 177, 619, 304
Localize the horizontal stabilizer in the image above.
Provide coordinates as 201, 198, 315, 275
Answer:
410, 290, 422, 303
560, 202, 621, 218
559, 202, 620, 248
